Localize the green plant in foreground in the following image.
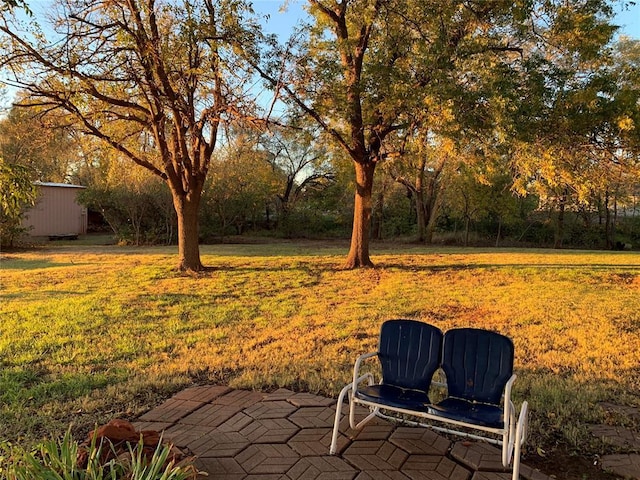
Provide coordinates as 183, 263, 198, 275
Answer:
123, 436, 194, 480
0, 429, 196, 480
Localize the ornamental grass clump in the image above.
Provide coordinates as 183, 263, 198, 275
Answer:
0, 421, 197, 480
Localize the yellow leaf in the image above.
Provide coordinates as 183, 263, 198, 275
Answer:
617, 116, 634, 131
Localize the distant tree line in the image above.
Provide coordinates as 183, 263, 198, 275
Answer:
3, 104, 637, 250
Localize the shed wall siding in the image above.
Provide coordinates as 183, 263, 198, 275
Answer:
22, 186, 88, 236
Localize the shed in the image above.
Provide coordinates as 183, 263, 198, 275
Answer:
22, 182, 88, 237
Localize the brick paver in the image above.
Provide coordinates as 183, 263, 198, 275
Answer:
518, 465, 554, 480
450, 442, 509, 472
244, 400, 297, 419
164, 424, 218, 447
131, 421, 174, 432
138, 397, 203, 422
136, 387, 557, 480
173, 385, 231, 403
598, 402, 640, 420
289, 428, 350, 456
390, 427, 451, 455
180, 402, 243, 427
589, 424, 640, 449
187, 431, 249, 457
193, 457, 246, 480
286, 392, 336, 408
218, 412, 255, 432
470, 473, 511, 480
244, 473, 287, 480
354, 472, 411, 480
262, 388, 296, 401
243, 475, 283, 480
600, 453, 640, 479
214, 389, 265, 408
239, 418, 300, 443
286, 456, 357, 480
235, 444, 300, 474
401, 455, 470, 480
340, 415, 396, 441
343, 440, 409, 471
289, 407, 339, 428
350, 423, 396, 442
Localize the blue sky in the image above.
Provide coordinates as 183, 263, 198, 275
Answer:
2, 1, 638, 110
255, 0, 640, 40
9, 1, 640, 51
10, 0, 640, 39
612, 1, 640, 38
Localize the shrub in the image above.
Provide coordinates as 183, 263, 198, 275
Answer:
79, 183, 176, 246
0, 160, 38, 248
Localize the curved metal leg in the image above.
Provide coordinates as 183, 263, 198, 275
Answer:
350, 402, 378, 430
330, 383, 352, 455
511, 401, 528, 480
503, 400, 516, 467
330, 376, 378, 455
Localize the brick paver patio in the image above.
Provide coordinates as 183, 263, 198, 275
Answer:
134, 386, 552, 480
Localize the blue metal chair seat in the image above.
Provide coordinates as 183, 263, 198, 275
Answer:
356, 384, 431, 411
429, 397, 504, 428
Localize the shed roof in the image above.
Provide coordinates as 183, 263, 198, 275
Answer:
34, 181, 86, 189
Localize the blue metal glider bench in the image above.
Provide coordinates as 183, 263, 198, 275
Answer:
330, 319, 529, 480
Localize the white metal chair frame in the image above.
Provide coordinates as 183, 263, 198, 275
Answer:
330, 351, 529, 480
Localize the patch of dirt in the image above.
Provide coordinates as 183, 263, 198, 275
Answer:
525, 450, 621, 480
530, 399, 640, 480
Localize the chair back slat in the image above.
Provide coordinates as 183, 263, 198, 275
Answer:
441, 328, 514, 405
378, 319, 443, 391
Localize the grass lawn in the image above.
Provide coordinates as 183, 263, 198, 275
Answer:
1, 240, 639, 476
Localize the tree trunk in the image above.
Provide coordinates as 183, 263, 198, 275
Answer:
173, 191, 204, 272
612, 196, 618, 248
344, 161, 376, 268
265, 204, 271, 230
604, 190, 612, 249
373, 185, 384, 241
425, 208, 437, 244
421, 156, 445, 245
553, 188, 568, 249
464, 216, 470, 247
416, 189, 426, 242
424, 178, 440, 245
413, 162, 426, 242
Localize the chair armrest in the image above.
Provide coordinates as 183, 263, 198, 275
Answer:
503, 374, 517, 421
504, 374, 517, 398
518, 400, 529, 444
352, 352, 378, 390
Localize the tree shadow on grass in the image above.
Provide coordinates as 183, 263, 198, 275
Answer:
0, 258, 86, 270
376, 261, 640, 273
0, 365, 116, 406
